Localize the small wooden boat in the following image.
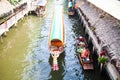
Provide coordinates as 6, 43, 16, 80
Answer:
68, 0, 75, 16
48, 5, 65, 71
48, 5, 65, 55
78, 53, 94, 70
36, 0, 47, 16
76, 36, 94, 70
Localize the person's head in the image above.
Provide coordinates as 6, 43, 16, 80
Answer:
86, 49, 89, 52
79, 36, 84, 41
87, 48, 89, 50
85, 46, 88, 49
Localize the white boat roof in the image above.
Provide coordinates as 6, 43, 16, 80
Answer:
37, 0, 47, 6
87, 0, 120, 20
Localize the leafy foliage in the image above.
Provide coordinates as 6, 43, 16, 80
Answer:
98, 56, 108, 64
8, 0, 22, 5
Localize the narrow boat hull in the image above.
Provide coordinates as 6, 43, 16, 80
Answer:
79, 54, 94, 70
76, 36, 94, 70
48, 5, 65, 55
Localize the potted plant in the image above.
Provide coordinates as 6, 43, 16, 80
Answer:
98, 56, 108, 64
98, 56, 108, 72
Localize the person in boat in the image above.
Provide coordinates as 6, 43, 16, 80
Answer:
77, 36, 84, 42
81, 47, 91, 61
100, 50, 106, 57
100, 48, 106, 57
77, 42, 85, 53
58, 46, 63, 52
78, 42, 86, 47
51, 52, 59, 71
76, 36, 84, 46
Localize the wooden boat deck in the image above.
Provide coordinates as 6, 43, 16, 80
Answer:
83, 63, 94, 70
48, 5, 65, 54
78, 54, 94, 70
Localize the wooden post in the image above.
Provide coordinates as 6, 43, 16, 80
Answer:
88, 36, 91, 44
92, 46, 95, 54
3, 31, 7, 37
29, 11, 31, 15
14, 21, 18, 27
100, 63, 103, 72
21, 17, 24, 20
0, 36, 3, 43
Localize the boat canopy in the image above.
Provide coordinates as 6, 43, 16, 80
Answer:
49, 5, 64, 47
37, 0, 47, 6
68, 1, 73, 7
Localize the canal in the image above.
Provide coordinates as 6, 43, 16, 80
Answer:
0, 0, 107, 80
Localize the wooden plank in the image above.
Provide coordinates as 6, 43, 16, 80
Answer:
83, 63, 94, 70
78, 54, 94, 70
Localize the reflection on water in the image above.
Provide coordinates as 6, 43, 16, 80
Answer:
0, 0, 105, 80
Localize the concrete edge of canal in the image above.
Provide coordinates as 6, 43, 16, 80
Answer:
75, 0, 120, 80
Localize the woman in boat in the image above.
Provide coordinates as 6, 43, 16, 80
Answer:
100, 50, 106, 57
81, 47, 91, 61
100, 47, 106, 57
77, 36, 84, 42
78, 42, 86, 47
76, 36, 84, 46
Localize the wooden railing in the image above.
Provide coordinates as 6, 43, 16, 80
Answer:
0, 2, 28, 36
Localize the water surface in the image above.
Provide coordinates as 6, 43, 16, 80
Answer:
0, 0, 105, 80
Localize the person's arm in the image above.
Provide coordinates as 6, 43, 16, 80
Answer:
87, 50, 90, 57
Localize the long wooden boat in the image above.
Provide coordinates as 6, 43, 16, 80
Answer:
48, 5, 65, 71
76, 36, 94, 70
48, 5, 65, 56
36, 0, 47, 16
68, 0, 75, 16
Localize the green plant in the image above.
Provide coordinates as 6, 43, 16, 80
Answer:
98, 56, 108, 64
8, 0, 22, 5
